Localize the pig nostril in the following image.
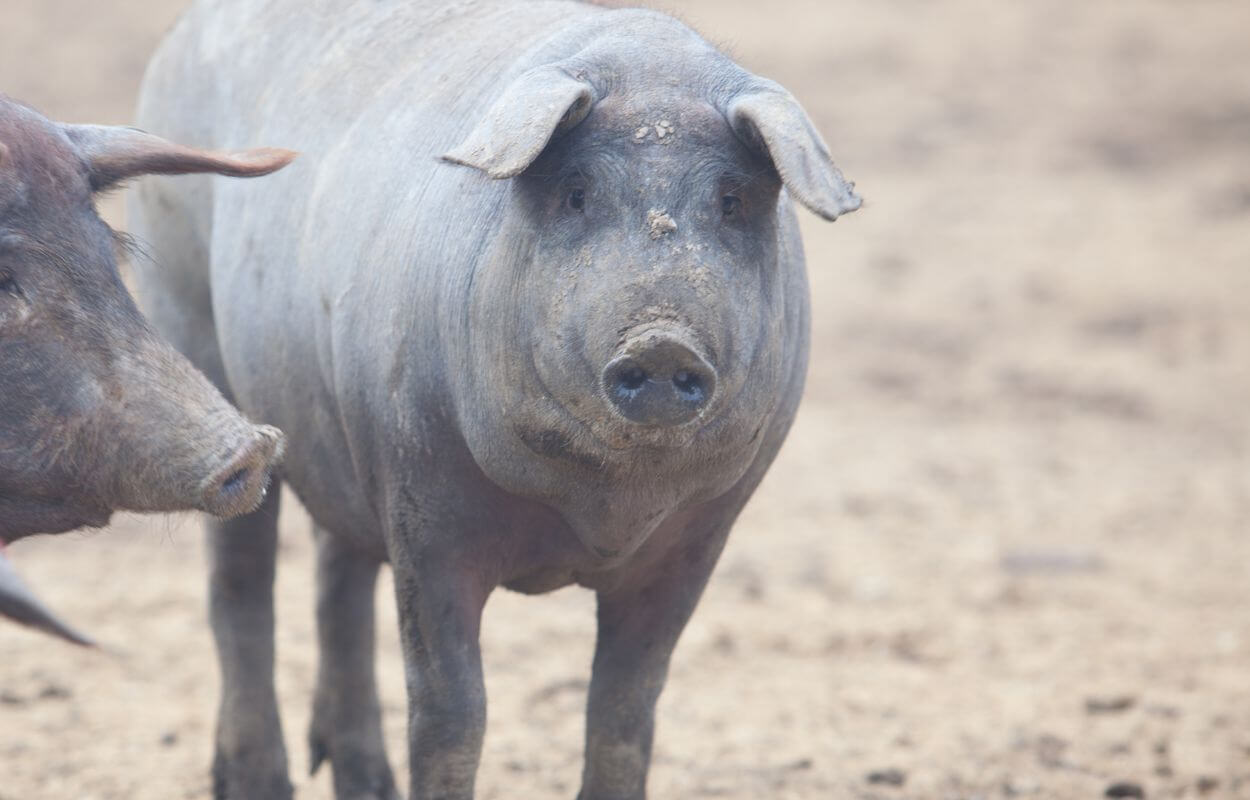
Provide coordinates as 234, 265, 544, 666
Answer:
220, 468, 250, 496
606, 359, 650, 403
672, 370, 704, 403
619, 366, 647, 392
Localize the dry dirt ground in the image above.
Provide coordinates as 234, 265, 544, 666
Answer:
3, 1, 1250, 798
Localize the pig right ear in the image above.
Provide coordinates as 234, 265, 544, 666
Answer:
62, 125, 298, 192
442, 65, 597, 179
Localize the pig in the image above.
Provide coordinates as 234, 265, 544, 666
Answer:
130, 1, 860, 798
0, 94, 294, 643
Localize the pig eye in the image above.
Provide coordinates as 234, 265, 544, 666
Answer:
721, 195, 742, 217
0, 275, 19, 297
567, 188, 586, 212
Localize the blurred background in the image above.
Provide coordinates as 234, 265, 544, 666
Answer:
3, 1, 1250, 798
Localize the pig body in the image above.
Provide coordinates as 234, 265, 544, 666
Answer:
0, 95, 292, 641
131, 1, 859, 798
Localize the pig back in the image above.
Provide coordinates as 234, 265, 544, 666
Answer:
135, 0, 603, 527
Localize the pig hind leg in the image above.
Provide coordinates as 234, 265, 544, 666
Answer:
308, 524, 398, 800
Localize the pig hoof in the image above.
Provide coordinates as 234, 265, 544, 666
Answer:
307, 728, 399, 800
211, 752, 293, 800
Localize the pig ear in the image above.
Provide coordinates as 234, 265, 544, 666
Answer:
727, 81, 862, 221
62, 124, 298, 192
0, 548, 93, 647
442, 65, 597, 179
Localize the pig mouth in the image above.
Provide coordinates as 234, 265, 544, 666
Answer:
0, 492, 113, 545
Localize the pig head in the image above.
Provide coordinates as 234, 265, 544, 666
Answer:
0, 96, 294, 643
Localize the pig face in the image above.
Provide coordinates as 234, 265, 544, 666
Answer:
0, 98, 295, 544
0, 214, 276, 538
445, 34, 859, 558
514, 97, 789, 455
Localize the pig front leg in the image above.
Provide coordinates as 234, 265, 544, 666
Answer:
578, 515, 734, 800
308, 525, 399, 800
391, 541, 492, 800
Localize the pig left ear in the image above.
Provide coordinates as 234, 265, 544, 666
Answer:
0, 547, 93, 647
62, 124, 298, 192
443, 65, 597, 179
727, 81, 862, 221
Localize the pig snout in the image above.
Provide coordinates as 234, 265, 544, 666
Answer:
602, 329, 717, 427
198, 424, 284, 518
103, 333, 287, 520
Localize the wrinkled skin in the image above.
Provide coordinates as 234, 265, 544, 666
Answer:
131, 2, 860, 798
0, 95, 294, 642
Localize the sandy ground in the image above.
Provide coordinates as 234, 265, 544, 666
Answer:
3, 1, 1250, 798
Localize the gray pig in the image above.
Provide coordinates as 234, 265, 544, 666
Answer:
0, 94, 292, 643
131, 1, 860, 798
